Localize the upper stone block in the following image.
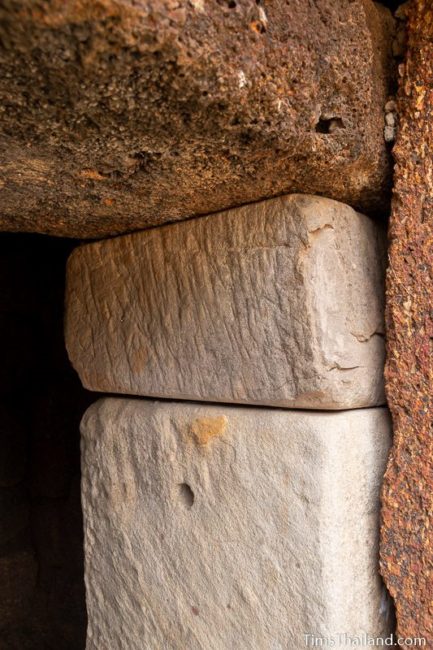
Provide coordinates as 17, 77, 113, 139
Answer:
0, 0, 394, 237
66, 194, 386, 409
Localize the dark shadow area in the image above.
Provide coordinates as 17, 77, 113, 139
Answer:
0, 234, 93, 650
377, 0, 404, 11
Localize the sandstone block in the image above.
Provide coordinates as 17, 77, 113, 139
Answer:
0, 1, 394, 237
80, 398, 392, 650
66, 195, 386, 409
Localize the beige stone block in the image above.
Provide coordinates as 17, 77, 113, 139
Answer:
80, 398, 392, 650
66, 195, 386, 409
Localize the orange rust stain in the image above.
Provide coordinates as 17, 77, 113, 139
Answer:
190, 416, 227, 446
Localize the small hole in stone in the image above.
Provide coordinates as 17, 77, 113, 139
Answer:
178, 483, 194, 509
315, 116, 344, 134
250, 20, 266, 34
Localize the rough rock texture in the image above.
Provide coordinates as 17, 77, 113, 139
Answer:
380, 1, 433, 645
0, 0, 394, 238
66, 194, 386, 409
81, 398, 393, 650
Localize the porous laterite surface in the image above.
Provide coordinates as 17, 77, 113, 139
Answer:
0, 0, 394, 237
381, 0, 433, 643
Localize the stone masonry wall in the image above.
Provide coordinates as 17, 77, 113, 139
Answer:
66, 194, 394, 649
3, 0, 433, 647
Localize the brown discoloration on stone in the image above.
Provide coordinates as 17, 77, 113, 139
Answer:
380, 1, 433, 643
190, 416, 227, 446
0, 0, 394, 238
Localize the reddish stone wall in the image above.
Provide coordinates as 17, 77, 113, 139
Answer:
381, 0, 433, 644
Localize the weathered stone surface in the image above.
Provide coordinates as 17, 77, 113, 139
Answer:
81, 398, 392, 650
66, 194, 386, 409
0, 0, 394, 238
380, 1, 433, 644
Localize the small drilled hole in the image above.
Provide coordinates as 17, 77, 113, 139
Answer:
178, 483, 194, 509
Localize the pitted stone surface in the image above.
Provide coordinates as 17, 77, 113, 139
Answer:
380, 0, 433, 643
66, 195, 386, 409
0, 0, 394, 237
80, 398, 392, 650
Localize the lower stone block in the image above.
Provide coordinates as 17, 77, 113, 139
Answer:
80, 399, 392, 650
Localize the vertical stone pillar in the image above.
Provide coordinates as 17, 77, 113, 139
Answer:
380, 1, 433, 644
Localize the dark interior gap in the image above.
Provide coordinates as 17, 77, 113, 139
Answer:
0, 234, 93, 650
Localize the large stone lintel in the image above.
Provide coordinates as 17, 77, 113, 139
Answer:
0, 0, 394, 237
